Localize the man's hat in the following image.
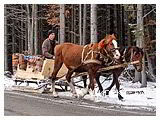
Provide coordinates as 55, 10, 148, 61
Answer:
48, 29, 56, 36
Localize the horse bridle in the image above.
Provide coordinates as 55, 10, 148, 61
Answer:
122, 47, 142, 66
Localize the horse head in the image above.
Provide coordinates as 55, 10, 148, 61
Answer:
98, 34, 120, 60
124, 46, 143, 72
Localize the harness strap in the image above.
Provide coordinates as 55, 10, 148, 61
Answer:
81, 45, 101, 64
122, 48, 127, 62
83, 50, 93, 62
81, 44, 116, 66
83, 59, 102, 65
91, 50, 94, 59
81, 45, 88, 63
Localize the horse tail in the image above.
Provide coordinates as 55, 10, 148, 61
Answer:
54, 44, 62, 57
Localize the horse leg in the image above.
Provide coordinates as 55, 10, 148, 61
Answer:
87, 69, 97, 98
113, 71, 124, 100
82, 75, 87, 88
96, 72, 103, 93
51, 80, 59, 97
51, 59, 63, 97
78, 69, 96, 98
105, 76, 116, 95
66, 70, 77, 98
115, 81, 123, 100
52, 58, 63, 79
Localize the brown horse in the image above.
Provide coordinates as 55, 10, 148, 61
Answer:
51, 34, 120, 98
82, 46, 143, 100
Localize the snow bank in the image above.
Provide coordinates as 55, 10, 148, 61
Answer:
4, 74, 156, 108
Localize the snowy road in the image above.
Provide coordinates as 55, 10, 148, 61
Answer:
4, 90, 155, 116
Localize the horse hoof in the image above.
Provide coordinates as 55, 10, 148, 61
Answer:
105, 90, 109, 95
72, 93, 78, 98
118, 94, 124, 100
100, 91, 105, 97
77, 88, 88, 98
53, 93, 59, 98
78, 95, 84, 100
77, 93, 85, 99
53, 95, 59, 98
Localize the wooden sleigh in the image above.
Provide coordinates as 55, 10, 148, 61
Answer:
12, 59, 68, 93
12, 53, 140, 93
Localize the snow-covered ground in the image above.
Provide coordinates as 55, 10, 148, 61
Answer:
4, 72, 156, 109
72, 76, 156, 107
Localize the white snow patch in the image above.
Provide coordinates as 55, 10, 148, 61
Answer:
4, 74, 156, 108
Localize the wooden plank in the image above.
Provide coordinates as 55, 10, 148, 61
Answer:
14, 59, 68, 80
15, 69, 45, 80
41, 59, 68, 78
99, 60, 139, 72
70, 60, 140, 79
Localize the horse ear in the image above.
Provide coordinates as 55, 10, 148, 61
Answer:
140, 48, 144, 54
137, 47, 144, 52
111, 33, 116, 39
141, 48, 144, 51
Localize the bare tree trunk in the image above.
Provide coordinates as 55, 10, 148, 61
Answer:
12, 20, 15, 53
134, 71, 141, 83
34, 4, 38, 55
30, 4, 35, 55
24, 5, 28, 51
18, 16, 21, 53
73, 5, 76, 43
4, 4, 8, 71
71, 5, 74, 43
136, 5, 143, 47
26, 4, 31, 54
21, 5, 24, 52
60, 4, 65, 43
90, 4, 97, 43
106, 5, 111, 34
134, 5, 142, 83
134, 4, 147, 87
82, 4, 87, 45
146, 52, 152, 74
79, 4, 82, 45
114, 5, 118, 35
145, 27, 155, 81
141, 52, 147, 87
121, 5, 125, 46
126, 11, 131, 46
